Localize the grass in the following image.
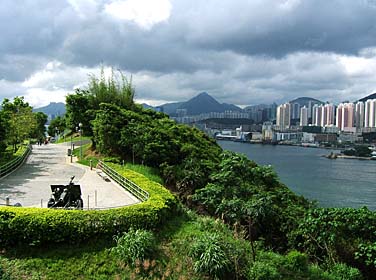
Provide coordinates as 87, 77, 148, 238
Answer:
122, 163, 164, 185
0, 208, 221, 280
0, 145, 28, 166
55, 134, 91, 144
72, 142, 164, 185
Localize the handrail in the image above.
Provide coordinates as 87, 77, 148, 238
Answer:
97, 160, 149, 202
0, 145, 31, 179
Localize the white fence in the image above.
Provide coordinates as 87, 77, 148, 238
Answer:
0, 145, 31, 179
97, 160, 149, 202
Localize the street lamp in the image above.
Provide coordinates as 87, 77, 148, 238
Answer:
79, 123, 83, 160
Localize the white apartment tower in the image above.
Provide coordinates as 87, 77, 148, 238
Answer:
336, 103, 355, 131
300, 106, 308, 126
355, 101, 365, 129
364, 99, 376, 128
276, 103, 291, 130
323, 104, 336, 127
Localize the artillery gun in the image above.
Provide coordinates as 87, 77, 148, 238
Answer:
47, 176, 83, 209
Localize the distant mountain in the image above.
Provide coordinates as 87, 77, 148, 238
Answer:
171, 92, 241, 115
34, 102, 66, 117
160, 102, 183, 115
359, 93, 376, 102
289, 97, 323, 107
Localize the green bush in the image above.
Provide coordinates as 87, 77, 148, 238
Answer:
329, 263, 363, 280
111, 228, 156, 266
248, 261, 280, 280
286, 250, 309, 273
0, 165, 176, 246
189, 232, 231, 279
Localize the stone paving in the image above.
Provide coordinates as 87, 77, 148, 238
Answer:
0, 143, 139, 208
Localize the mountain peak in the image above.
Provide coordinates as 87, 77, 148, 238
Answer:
174, 92, 241, 115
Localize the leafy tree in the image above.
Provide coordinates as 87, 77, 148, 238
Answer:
31, 112, 48, 140
1, 97, 36, 151
47, 116, 66, 137
65, 89, 92, 135
193, 151, 309, 252
88, 67, 135, 110
0, 112, 7, 153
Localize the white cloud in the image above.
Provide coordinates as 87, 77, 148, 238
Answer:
104, 0, 172, 29
67, 0, 98, 19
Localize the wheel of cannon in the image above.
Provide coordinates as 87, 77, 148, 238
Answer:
76, 198, 83, 209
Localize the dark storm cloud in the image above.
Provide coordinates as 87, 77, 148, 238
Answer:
1, 0, 376, 107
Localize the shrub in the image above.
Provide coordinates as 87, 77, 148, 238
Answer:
111, 228, 156, 266
189, 232, 231, 279
285, 250, 309, 273
0, 165, 176, 246
248, 261, 280, 280
329, 263, 363, 280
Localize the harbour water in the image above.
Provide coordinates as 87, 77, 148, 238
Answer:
218, 141, 376, 210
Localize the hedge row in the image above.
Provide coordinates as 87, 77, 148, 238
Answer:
0, 165, 177, 246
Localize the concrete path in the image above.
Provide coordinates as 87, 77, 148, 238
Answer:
0, 143, 139, 209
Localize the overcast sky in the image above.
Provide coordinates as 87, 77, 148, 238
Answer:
1, 0, 376, 108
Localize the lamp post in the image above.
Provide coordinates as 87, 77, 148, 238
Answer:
70, 134, 73, 163
79, 123, 83, 160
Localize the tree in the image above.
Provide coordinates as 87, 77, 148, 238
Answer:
48, 116, 66, 137
0, 111, 7, 153
31, 112, 48, 141
1, 97, 36, 152
65, 89, 92, 135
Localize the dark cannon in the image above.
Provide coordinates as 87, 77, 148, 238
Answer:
47, 176, 83, 209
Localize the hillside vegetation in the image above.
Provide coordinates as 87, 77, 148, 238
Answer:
1, 69, 375, 279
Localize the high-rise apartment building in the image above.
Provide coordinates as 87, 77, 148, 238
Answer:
312, 105, 323, 126
323, 104, 336, 127
276, 103, 291, 130
355, 101, 365, 129
336, 103, 354, 131
364, 99, 376, 128
300, 106, 308, 126
291, 102, 300, 119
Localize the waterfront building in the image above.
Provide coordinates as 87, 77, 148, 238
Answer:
312, 104, 322, 126
291, 102, 300, 120
323, 103, 336, 127
355, 101, 365, 129
336, 103, 355, 131
262, 121, 274, 141
300, 106, 308, 126
276, 103, 291, 130
365, 99, 376, 128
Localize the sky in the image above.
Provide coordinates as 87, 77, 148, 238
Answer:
1, 0, 376, 108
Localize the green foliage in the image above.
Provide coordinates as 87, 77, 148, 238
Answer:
111, 228, 156, 266
290, 207, 376, 277
0, 164, 176, 246
343, 146, 372, 157
355, 242, 376, 267
31, 112, 48, 140
1, 97, 36, 152
189, 232, 231, 279
88, 67, 135, 110
92, 103, 221, 197
247, 251, 360, 280
65, 89, 92, 135
47, 115, 66, 137
329, 263, 363, 280
194, 151, 309, 250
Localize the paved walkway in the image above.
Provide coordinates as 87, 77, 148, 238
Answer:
0, 143, 139, 208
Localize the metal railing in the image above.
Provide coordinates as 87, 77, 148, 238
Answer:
97, 160, 149, 202
0, 145, 31, 179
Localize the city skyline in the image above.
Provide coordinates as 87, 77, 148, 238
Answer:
2, 1, 376, 108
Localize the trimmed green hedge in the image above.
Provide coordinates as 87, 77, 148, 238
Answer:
0, 165, 177, 246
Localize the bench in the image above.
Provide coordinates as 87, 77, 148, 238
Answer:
96, 170, 110, 182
